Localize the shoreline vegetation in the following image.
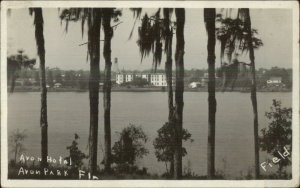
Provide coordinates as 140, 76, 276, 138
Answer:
7, 86, 292, 93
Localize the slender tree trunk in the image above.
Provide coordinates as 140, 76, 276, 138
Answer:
32, 8, 48, 169
103, 8, 113, 173
166, 52, 174, 122
170, 158, 174, 176
164, 8, 174, 123
204, 8, 216, 179
10, 75, 17, 93
163, 8, 175, 176
174, 8, 185, 179
14, 143, 18, 163
243, 8, 260, 179
88, 9, 101, 176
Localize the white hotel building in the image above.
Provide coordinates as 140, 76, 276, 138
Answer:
116, 73, 168, 87
150, 74, 167, 87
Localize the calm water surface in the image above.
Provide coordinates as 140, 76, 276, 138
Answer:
7, 92, 292, 178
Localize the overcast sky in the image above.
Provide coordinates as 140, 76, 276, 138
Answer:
7, 8, 292, 71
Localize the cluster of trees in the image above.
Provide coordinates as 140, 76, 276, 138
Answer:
11, 68, 95, 90
8, 7, 292, 180
7, 50, 36, 92
257, 67, 292, 89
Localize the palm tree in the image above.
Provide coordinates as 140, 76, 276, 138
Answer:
131, 8, 177, 176
216, 8, 262, 178
29, 8, 48, 169
102, 8, 122, 172
215, 10, 262, 91
102, 8, 113, 173
60, 8, 102, 176
204, 8, 216, 179
88, 9, 102, 176
241, 8, 260, 179
174, 8, 185, 179
7, 50, 36, 93
163, 8, 175, 176
163, 8, 174, 127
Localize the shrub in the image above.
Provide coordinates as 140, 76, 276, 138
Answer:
9, 129, 27, 164
111, 124, 148, 174
259, 99, 292, 177
153, 122, 193, 174
65, 133, 88, 171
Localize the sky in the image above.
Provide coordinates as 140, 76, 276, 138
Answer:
7, 8, 293, 71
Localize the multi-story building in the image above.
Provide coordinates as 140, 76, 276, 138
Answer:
141, 74, 151, 83
125, 74, 134, 83
116, 74, 125, 84
116, 73, 168, 87
150, 73, 167, 87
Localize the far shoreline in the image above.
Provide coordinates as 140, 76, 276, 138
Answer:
8, 87, 292, 93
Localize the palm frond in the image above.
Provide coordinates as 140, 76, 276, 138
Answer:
7, 53, 36, 93
59, 8, 90, 37
152, 8, 163, 70
128, 8, 142, 40
137, 14, 154, 61
130, 8, 142, 19
217, 8, 263, 91
112, 8, 122, 22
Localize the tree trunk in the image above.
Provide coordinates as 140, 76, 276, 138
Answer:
163, 8, 174, 177
170, 157, 174, 176
14, 143, 18, 163
163, 8, 174, 123
103, 8, 113, 173
243, 8, 260, 179
174, 8, 185, 179
33, 8, 48, 169
204, 8, 216, 179
88, 9, 101, 176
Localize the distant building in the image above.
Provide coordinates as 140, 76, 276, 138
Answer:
116, 73, 136, 84
189, 82, 202, 88
116, 74, 125, 84
267, 77, 282, 84
150, 73, 167, 87
141, 74, 151, 83
54, 83, 62, 88
15, 78, 26, 86
116, 73, 169, 87
200, 72, 218, 86
125, 74, 134, 83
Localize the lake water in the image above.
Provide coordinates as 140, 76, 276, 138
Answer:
7, 92, 292, 178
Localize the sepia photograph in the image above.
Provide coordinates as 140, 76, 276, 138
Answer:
1, 1, 299, 187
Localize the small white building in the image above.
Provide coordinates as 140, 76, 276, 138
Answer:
267, 77, 282, 84
116, 74, 125, 84
125, 74, 134, 83
141, 74, 151, 83
189, 82, 201, 88
54, 83, 62, 88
